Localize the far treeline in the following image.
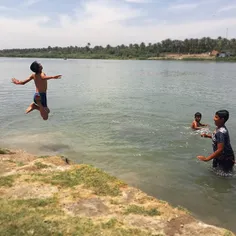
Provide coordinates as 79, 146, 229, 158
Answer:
0, 36, 236, 60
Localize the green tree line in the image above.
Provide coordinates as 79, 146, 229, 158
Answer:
0, 37, 236, 59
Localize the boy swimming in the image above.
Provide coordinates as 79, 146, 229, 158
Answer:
191, 112, 208, 130
12, 61, 61, 120
197, 110, 235, 173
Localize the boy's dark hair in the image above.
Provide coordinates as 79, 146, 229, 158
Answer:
216, 110, 229, 123
194, 112, 202, 118
30, 61, 40, 74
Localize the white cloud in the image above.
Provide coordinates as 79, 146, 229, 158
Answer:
0, 5, 18, 11
0, 0, 236, 49
82, 1, 143, 24
168, 3, 199, 11
23, 0, 42, 7
218, 5, 236, 12
125, 0, 151, 3
0, 6, 9, 10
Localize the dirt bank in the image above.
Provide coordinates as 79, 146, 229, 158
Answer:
0, 148, 234, 236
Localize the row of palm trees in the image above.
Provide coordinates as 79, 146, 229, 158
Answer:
0, 37, 235, 58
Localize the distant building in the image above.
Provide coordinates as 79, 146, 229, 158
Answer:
217, 52, 227, 58
217, 51, 234, 57
210, 50, 234, 57
210, 50, 219, 56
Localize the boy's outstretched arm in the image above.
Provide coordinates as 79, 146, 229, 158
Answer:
12, 75, 33, 85
191, 122, 202, 130
193, 126, 202, 130
197, 143, 224, 162
200, 123, 208, 127
201, 133, 212, 138
42, 75, 62, 80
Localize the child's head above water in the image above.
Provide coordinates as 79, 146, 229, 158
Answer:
30, 61, 43, 74
214, 110, 229, 127
194, 112, 202, 122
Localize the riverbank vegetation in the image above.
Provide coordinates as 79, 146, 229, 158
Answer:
0, 37, 236, 61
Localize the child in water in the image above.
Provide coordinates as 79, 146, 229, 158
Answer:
12, 61, 61, 120
197, 110, 235, 173
191, 112, 208, 130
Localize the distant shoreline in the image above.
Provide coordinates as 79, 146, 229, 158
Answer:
1, 36, 236, 62
1, 55, 236, 62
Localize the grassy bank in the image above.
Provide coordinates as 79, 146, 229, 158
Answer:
0, 148, 235, 235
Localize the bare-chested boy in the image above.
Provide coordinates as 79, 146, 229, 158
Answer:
12, 61, 61, 120
191, 112, 208, 130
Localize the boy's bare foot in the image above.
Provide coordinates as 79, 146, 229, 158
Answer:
45, 107, 50, 114
26, 103, 39, 114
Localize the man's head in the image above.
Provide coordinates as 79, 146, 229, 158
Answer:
30, 61, 43, 74
214, 110, 229, 127
194, 112, 202, 122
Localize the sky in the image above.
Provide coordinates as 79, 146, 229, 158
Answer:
0, 0, 236, 49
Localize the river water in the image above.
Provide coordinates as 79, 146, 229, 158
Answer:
0, 58, 236, 232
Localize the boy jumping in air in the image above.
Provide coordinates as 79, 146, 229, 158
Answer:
12, 61, 61, 120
